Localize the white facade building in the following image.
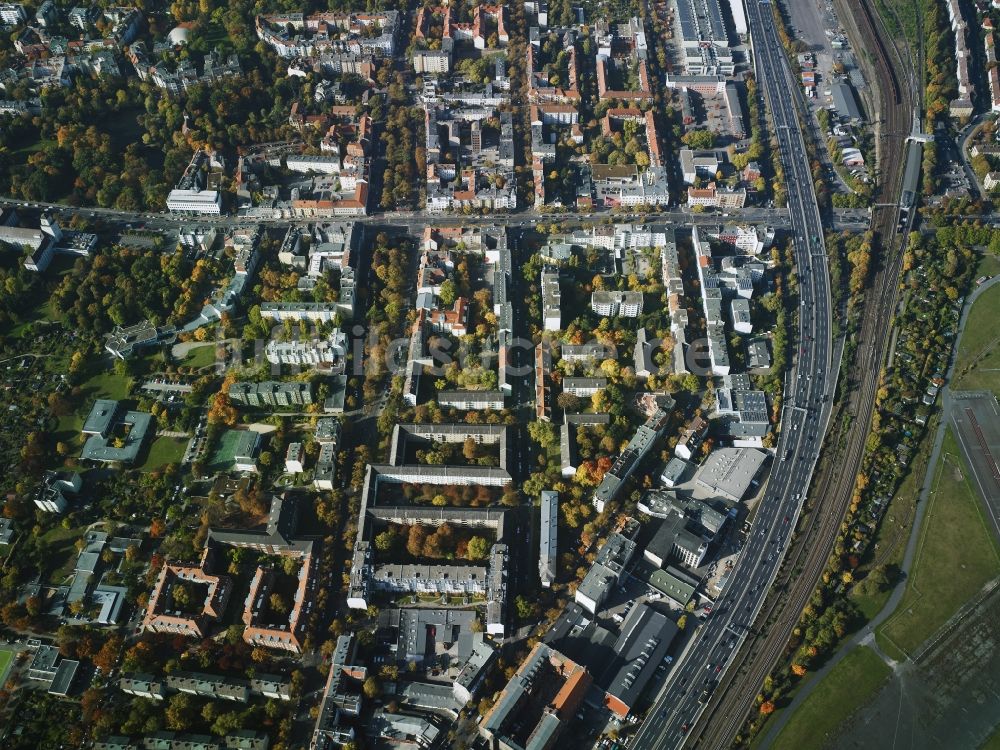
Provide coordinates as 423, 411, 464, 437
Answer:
541, 270, 562, 331
0, 3, 27, 24
166, 189, 222, 215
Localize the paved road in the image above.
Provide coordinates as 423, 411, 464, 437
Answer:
0, 195, 872, 233
957, 114, 988, 200
630, 3, 838, 748
757, 274, 1000, 748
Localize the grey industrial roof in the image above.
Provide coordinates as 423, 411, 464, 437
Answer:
602, 603, 678, 711
396, 608, 477, 661
82, 399, 120, 435
315, 417, 340, 443
454, 635, 496, 692
166, 671, 251, 701
563, 377, 608, 390
437, 390, 505, 404
398, 680, 463, 713
660, 457, 690, 485
120, 673, 166, 697
324, 374, 347, 412
746, 339, 771, 368
564, 412, 612, 425
48, 659, 79, 696
831, 82, 863, 121
80, 408, 153, 464
695, 447, 767, 501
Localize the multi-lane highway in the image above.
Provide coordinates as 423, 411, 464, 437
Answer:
629, 2, 836, 748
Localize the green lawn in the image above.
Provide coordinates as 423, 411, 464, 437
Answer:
196, 20, 230, 47
769, 647, 891, 750
975, 252, 1000, 279
0, 647, 13, 685
877, 428, 1000, 657
183, 344, 219, 369
955, 344, 1000, 395
52, 413, 85, 463
954, 283, 1000, 394
7, 292, 63, 339
138, 436, 187, 471
82, 370, 131, 402
39, 525, 86, 585
11, 137, 53, 158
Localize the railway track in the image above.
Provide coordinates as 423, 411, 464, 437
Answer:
687, 0, 913, 746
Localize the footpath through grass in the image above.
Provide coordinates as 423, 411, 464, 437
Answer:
183, 344, 219, 370
768, 646, 891, 750
877, 428, 1000, 657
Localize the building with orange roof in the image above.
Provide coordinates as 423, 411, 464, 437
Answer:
427, 297, 469, 336
479, 643, 591, 750
142, 547, 232, 639
242, 547, 315, 653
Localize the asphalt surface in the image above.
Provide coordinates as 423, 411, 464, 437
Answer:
0, 195, 871, 233
629, 3, 837, 748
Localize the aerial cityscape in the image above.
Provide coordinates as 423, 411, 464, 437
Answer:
0, 0, 998, 748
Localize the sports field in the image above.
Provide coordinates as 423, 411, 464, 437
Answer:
207, 430, 242, 473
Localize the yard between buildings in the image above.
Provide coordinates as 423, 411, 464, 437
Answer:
138, 436, 187, 471
182, 344, 219, 370
39, 524, 86, 585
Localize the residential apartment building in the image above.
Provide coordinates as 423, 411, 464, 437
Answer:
539, 490, 557, 588
166, 671, 251, 703
143, 560, 232, 639
479, 643, 591, 750
437, 390, 505, 410
562, 377, 607, 397
574, 522, 639, 613
591, 290, 643, 317
259, 302, 340, 323
264, 331, 347, 368
541, 270, 562, 331
228, 381, 314, 408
